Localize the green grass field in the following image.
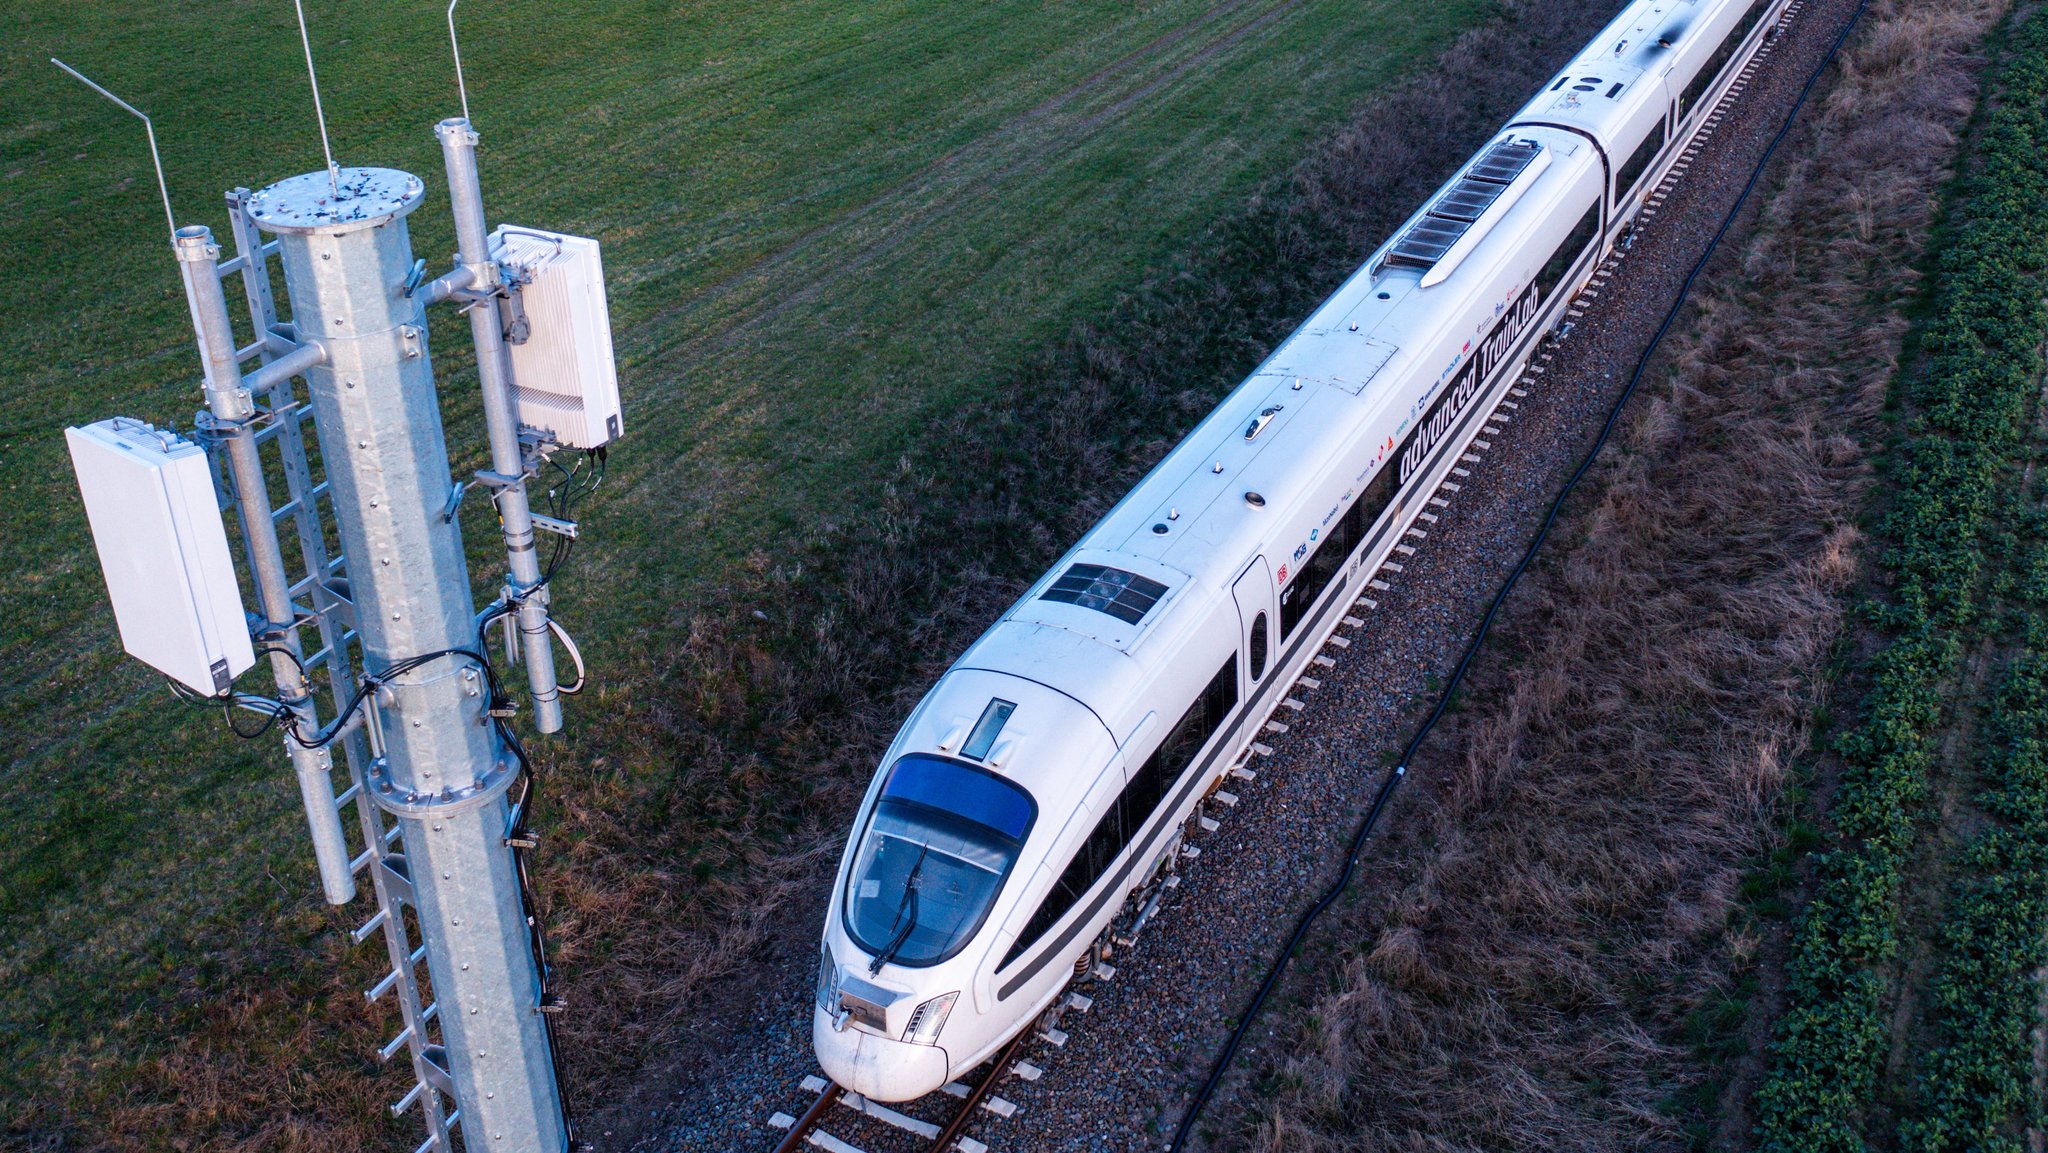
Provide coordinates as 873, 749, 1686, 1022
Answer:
0, 0, 1493, 1142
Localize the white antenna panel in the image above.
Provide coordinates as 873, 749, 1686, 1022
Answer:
65, 419, 255, 695
492, 226, 622, 449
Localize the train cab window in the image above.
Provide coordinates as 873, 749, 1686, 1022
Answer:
1000, 657, 1237, 969
843, 755, 1034, 969
1249, 613, 1270, 681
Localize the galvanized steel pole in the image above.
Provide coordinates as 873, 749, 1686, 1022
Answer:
245, 166, 567, 1153
436, 117, 565, 734
172, 223, 354, 906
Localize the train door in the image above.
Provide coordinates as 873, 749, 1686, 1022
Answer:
1231, 556, 1275, 700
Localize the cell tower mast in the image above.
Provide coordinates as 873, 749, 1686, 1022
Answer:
57, 24, 621, 1151
248, 163, 570, 1151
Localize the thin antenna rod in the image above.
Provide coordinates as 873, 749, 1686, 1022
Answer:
448, 0, 471, 123
292, 0, 341, 195
50, 59, 178, 243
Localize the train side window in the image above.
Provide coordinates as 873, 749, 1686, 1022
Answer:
1124, 749, 1169, 831
1001, 656, 1237, 968
1341, 484, 1370, 547
1281, 504, 1358, 641
1352, 458, 1400, 546
1122, 656, 1237, 845
1204, 653, 1240, 729
1281, 547, 1330, 638
1005, 802, 1116, 965
1613, 120, 1667, 200
1084, 800, 1125, 882
1277, 410, 1425, 648
1248, 612, 1270, 680
1678, 0, 1770, 117
1535, 203, 1601, 302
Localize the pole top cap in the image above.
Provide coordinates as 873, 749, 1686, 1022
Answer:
171, 224, 220, 262
435, 117, 480, 148
247, 166, 425, 236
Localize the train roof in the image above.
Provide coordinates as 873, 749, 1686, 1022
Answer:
1512, 0, 1758, 143
944, 0, 1768, 732
972, 131, 1601, 669
908, 0, 1768, 794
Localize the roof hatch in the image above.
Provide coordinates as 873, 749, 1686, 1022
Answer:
1039, 563, 1169, 625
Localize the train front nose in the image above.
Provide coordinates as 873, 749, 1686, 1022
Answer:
812, 1003, 951, 1102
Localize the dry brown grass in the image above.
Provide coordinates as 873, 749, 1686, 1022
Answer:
1228, 0, 2005, 1147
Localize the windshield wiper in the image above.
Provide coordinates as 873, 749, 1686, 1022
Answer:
869, 842, 930, 975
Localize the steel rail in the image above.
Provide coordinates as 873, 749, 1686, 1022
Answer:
771, 1081, 847, 1153
769, 1023, 1033, 1152
926, 1030, 1032, 1153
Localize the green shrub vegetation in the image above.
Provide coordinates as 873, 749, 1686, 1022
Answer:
1904, 536, 2048, 1153
1752, 9, 2048, 1149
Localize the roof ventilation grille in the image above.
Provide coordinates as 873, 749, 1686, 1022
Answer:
1383, 139, 1543, 271
1040, 563, 1169, 625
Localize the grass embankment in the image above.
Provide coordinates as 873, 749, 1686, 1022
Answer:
3, 0, 1659, 1147
1219, 0, 2006, 1146
1752, 8, 2048, 1148
1, 1, 1500, 1146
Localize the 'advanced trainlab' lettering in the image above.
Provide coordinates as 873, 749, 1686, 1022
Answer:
1398, 281, 1541, 485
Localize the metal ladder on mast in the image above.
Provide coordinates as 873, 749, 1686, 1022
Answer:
212, 187, 460, 1153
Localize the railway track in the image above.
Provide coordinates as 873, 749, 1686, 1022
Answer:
757, 5, 1815, 1150
768, 1016, 1043, 1152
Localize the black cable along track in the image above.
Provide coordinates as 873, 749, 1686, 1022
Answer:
1167, 0, 1872, 1145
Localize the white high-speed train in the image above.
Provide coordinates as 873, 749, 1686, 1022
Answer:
812, 0, 1790, 1102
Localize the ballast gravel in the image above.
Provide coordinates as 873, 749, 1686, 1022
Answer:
641, 0, 1862, 1148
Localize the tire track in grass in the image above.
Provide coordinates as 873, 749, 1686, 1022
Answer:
645, 0, 1312, 351
667, 0, 1283, 311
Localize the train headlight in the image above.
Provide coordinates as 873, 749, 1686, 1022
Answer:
901, 991, 958, 1046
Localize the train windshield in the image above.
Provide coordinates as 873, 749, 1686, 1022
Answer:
843, 754, 1036, 968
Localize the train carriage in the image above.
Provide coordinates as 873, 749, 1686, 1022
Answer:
811, 0, 1793, 1102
